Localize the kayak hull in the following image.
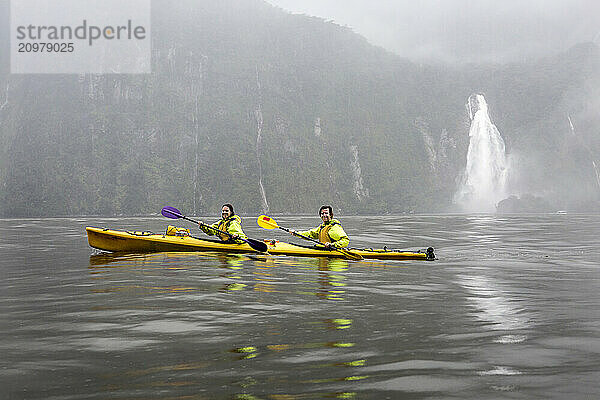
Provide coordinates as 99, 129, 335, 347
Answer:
264, 240, 432, 260
86, 227, 256, 253
86, 227, 434, 260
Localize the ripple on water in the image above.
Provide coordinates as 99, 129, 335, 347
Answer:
539, 336, 600, 354
72, 337, 159, 352
361, 375, 473, 392
9, 360, 90, 376
277, 348, 346, 364
362, 359, 480, 372
494, 334, 528, 344
478, 366, 522, 376
129, 319, 222, 334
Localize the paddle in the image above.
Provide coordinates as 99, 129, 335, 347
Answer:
161, 206, 268, 253
257, 215, 363, 260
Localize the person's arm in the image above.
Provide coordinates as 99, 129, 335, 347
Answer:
199, 221, 218, 236
296, 226, 319, 239
227, 219, 247, 241
327, 224, 349, 248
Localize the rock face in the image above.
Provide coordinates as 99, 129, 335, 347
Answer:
0, 2, 599, 216
496, 194, 554, 213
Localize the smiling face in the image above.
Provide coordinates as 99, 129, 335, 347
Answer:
221, 206, 232, 219
320, 208, 331, 224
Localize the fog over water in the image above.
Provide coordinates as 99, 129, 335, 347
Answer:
267, 0, 600, 64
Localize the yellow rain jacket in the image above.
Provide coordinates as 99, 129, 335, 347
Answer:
200, 215, 247, 243
298, 219, 349, 248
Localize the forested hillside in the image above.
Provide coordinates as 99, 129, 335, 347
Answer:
1, 0, 598, 216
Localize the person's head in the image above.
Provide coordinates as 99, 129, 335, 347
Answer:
319, 205, 333, 223
221, 204, 235, 218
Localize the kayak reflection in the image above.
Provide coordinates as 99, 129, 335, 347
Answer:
316, 258, 349, 301
216, 254, 247, 292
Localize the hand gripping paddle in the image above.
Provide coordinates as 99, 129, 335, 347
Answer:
257, 215, 362, 260
161, 206, 267, 253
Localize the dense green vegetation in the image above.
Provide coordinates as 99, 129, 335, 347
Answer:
1, 0, 599, 217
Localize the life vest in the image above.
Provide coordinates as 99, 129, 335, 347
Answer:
318, 221, 340, 243
216, 215, 241, 241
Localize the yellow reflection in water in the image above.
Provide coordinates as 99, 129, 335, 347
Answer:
339, 359, 365, 367
305, 375, 369, 384
266, 344, 292, 352
233, 341, 357, 359
325, 318, 353, 330
315, 258, 348, 301
216, 253, 245, 268
254, 282, 276, 293
251, 259, 281, 293
232, 346, 259, 360
221, 282, 248, 292
329, 342, 354, 348
216, 254, 250, 292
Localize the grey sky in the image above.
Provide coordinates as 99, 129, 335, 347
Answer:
266, 0, 600, 64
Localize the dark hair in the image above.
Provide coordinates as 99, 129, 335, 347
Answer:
319, 205, 333, 216
222, 203, 235, 216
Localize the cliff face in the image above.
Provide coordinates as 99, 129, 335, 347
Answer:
0, 0, 598, 216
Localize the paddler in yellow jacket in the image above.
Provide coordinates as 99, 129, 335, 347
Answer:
291, 205, 350, 249
199, 203, 247, 243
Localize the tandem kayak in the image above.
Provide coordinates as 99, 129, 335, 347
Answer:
86, 227, 435, 261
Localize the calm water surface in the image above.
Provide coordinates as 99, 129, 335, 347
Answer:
1, 215, 599, 399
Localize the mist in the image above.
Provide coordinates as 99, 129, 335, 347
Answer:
267, 0, 600, 64
0, 0, 599, 216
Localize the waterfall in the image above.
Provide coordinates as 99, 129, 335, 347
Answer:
254, 67, 269, 213
350, 145, 369, 201
593, 161, 600, 190
455, 94, 508, 212
314, 118, 321, 137
193, 96, 200, 215
415, 118, 437, 173
567, 115, 575, 135
0, 82, 9, 112
255, 106, 269, 213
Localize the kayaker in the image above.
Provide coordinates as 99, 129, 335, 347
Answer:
199, 204, 247, 243
291, 205, 349, 249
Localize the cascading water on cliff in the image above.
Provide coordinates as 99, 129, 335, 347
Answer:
455, 94, 508, 212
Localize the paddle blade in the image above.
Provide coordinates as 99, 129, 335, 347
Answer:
246, 238, 268, 253
161, 206, 183, 220
336, 248, 363, 261
257, 215, 278, 230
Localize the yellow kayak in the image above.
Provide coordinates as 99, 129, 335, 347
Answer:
86, 227, 435, 261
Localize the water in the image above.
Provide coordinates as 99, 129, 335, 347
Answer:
1, 215, 599, 399
456, 94, 509, 212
